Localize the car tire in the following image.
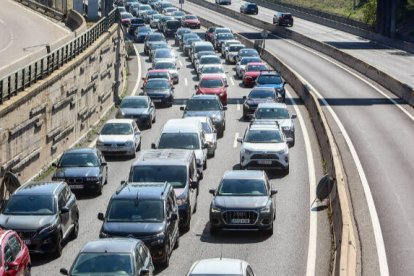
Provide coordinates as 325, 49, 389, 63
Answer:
52, 233, 63, 258
203, 160, 207, 170
70, 219, 79, 240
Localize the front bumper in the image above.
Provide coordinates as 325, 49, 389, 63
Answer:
240, 152, 289, 169
210, 208, 273, 231
147, 94, 174, 106
97, 144, 135, 156
18, 229, 60, 254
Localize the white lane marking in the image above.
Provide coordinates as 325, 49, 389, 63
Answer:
184, 78, 188, 86
0, 20, 14, 55
178, 60, 183, 67
237, 100, 240, 111
8, 0, 69, 33
233, 132, 239, 148
268, 33, 414, 122
0, 18, 4, 24
133, 44, 143, 95
230, 77, 235, 86
286, 88, 317, 276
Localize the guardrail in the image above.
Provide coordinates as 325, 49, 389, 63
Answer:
0, 9, 119, 105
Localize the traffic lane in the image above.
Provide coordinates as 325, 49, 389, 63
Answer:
0, 0, 69, 70
199, 0, 414, 87
178, 2, 414, 274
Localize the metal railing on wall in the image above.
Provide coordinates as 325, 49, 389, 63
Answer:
0, 9, 119, 105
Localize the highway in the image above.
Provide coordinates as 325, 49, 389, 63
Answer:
0, 0, 69, 72
30, 30, 331, 275
170, 0, 414, 275
203, 0, 414, 87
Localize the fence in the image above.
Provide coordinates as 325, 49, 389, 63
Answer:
0, 9, 118, 105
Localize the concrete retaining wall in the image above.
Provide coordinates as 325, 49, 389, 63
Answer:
189, 0, 414, 106
0, 24, 127, 184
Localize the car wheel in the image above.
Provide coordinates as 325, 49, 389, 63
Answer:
70, 219, 79, 240
52, 233, 63, 258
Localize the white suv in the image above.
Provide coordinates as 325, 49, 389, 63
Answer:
237, 120, 289, 174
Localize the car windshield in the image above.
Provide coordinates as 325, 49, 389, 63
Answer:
107, 199, 164, 222
255, 107, 289, 119
121, 13, 133, 19
140, 5, 151, 10
131, 18, 144, 25
177, 28, 191, 35
71, 253, 133, 275
167, 21, 181, 28
195, 45, 214, 52
183, 34, 199, 40
240, 49, 259, 56
218, 179, 267, 196
151, 43, 168, 50
148, 72, 169, 79
245, 129, 283, 143
186, 99, 221, 111
138, 27, 151, 33
240, 57, 261, 65
249, 89, 275, 99
120, 98, 149, 108
4, 195, 55, 215
229, 45, 244, 52
185, 38, 201, 45
200, 57, 221, 65
154, 62, 175, 69
59, 153, 99, 167
215, 28, 231, 34
199, 79, 224, 88
146, 79, 170, 89
247, 64, 267, 71
185, 15, 197, 20
201, 122, 212, 133
257, 75, 283, 84
158, 133, 200, 150
173, 11, 185, 16
101, 123, 133, 135
155, 50, 173, 58
152, 14, 162, 20
130, 165, 187, 188
148, 34, 164, 41
202, 67, 224, 74
165, 7, 177, 12
217, 33, 234, 40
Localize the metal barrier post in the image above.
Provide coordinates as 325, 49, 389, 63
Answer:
0, 80, 3, 104
21, 68, 25, 89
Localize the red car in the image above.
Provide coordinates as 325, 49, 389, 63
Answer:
0, 230, 31, 276
181, 15, 201, 29
142, 69, 173, 87
195, 75, 229, 105
242, 62, 268, 87
205, 27, 216, 41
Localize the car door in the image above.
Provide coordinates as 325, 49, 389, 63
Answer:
64, 185, 78, 231
7, 234, 27, 276
148, 97, 155, 119
98, 151, 107, 183
169, 192, 179, 243
135, 243, 154, 276
58, 190, 70, 238
132, 122, 141, 147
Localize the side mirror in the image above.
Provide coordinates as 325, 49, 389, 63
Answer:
52, 163, 57, 167
148, 68, 152, 70
170, 213, 178, 221
142, 77, 146, 81
209, 188, 216, 195
194, 85, 199, 90
7, 261, 19, 272
180, 106, 185, 110
97, 212, 105, 221
291, 114, 297, 119
270, 189, 278, 196
190, 181, 199, 189
283, 81, 287, 86
223, 106, 227, 110
225, 84, 229, 87
151, 143, 157, 149
203, 142, 209, 149
120, 180, 126, 185
139, 268, 150, 276
60, 207, 70, 214
60, 268, 69, 275
101, 162, 107, 166
243, 96, 247, 99
237, 137, 243, 143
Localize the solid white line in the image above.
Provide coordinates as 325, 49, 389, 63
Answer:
133, 44, 142, 95
286, 88, 317, 276
178, 60, 183, 67
230, 77, 235, 86
237, 100, 240, 111
233, 132, 239, 148
184, 78, 188, 86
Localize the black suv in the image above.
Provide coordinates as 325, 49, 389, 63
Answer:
209, 170, 277, 235
98, 182, 179, 267
242, 87, 278, 120
0, 181, 79, 257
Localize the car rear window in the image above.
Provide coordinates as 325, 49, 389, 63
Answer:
130, 165, 187, 188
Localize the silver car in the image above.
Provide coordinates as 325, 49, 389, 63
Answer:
184, 116, 217, 157
96, 119, 141, 158
225, 44, 245, 63
153, 61, 180, 84
149, 14, 162, 28
237, 120, 289, 173
235, 56, 262, 79
220, 39, 240, 56
196, 55, 221, 76
199, 64, 228, 85
187, 258, 255, 276
152, 48, 176, 67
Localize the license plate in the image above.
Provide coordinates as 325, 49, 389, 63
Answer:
153, 99, 162, 103
231, 219, 250, 224
70, 185, 84, 190
258, 160, 272, 165
23, 240, 31, 245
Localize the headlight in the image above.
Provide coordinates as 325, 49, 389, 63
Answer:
219, 92, 224, 97
276, 148, 287, 155
86, 176, 100, 182
244, 149, 253, 155
176, 197, 187, 206
260, 202, 272, 213
211, 205, 222, 213
96, 140, 104, 146
196, 159, 203, 166
125, 141, 134, 147
150, 232, 165, 246
38, 224, 57, 236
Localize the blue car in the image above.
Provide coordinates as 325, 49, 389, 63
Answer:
128, 17, 145, 35
255, 71, 286, 102
134, 26, 153, 43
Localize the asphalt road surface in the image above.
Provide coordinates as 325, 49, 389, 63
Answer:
173, 1, 414, 275
30, 28, 329, 275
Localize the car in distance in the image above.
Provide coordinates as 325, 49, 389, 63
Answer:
181, 15, 201, 29
187, 258, 256, 276
142, 69, 173, 86
96, 119, 141, 158
0, 182, 79, 257
195, 75, 228, 105
235, 48, 260, 63
163, 19, 181, 36
142, 78, 175, 107
199, 65, 227, 86
120, 12, 134, 26
254, 102, 296, 146
128, 17, 145, 35
149, 14, 163, 28
242, 87, 279, 120
195, 55, 221, 75
60, 238, 154, 276
215, 0, 231, 5
242, 62, 268, 87
237, 120, 289, 173
240, 2, 258, 14
172, 10, 186, 21
225, 44, 245, 64
273, 12, 294, 27
98, 182, 179, 266
0, 229, 31, 276
116, 96, 156, 129
152, 48, 176, 67
205, 26, 217, 42
209, 170, 276, 235
181, 94, 227, 137
51, 148, 108, 195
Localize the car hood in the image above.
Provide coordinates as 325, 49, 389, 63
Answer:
244, 71, 261, 77
54, 167, 100, 178
246, 98, 274, 105
145, 88, 171, 94
98, 134, 134, 143
199, 87, 225, 94
0, 214, 56, 230
257, 83, 284, 89
214, 196, 268, 209
120, 108, 149, 115
103, 221, 165, 236
243, 142, 286, 152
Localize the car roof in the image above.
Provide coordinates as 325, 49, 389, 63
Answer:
104, 118, 135, 124
162, 119, 201, 133
15, 181, 64, 195
222, 170, 265, 180
81, 238, 139, 253
257, 102, 287, 108
114, 182, 169, 199
189, 258, 247, 274
135, 149, 193, 166
64, 147, 98, 154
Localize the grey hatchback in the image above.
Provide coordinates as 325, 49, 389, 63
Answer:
209, 170, 277, 235
0, 181, 79, 257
